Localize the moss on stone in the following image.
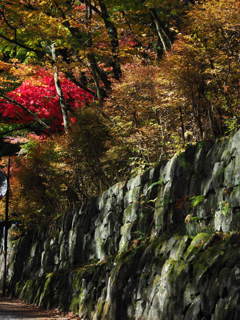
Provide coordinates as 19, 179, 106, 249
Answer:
70, 295, 80, 314
19, 279, 35, 301
95, 299, 105, 318
185, 232, 212, 258
38, 273, 55, 307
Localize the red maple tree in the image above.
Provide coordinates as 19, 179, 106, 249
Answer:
0, 69, 93, 132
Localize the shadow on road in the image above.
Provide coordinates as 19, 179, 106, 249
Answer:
0, 297, 67, 319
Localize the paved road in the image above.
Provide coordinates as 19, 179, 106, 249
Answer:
0, 298, 68, 319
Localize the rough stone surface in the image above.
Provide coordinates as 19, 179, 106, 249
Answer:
2, 131, 240, 319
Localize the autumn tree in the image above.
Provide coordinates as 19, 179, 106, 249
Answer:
0, 0, 239, 189
0, 66, 93, 133
160, 0, 240, 139
0, 0, 189, 97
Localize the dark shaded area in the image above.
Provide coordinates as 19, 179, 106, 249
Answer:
0, 139, 21, 157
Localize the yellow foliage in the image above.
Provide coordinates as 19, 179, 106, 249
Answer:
103, 62, 186, 176
8, 108, 112, 230
159, 0, 240, 138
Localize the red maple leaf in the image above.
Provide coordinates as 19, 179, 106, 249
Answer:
0, 68, 93, 133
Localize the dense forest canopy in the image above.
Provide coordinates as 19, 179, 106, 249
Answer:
0, 0, 239, 229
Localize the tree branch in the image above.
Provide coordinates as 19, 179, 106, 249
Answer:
0, 33, 44, 57
0, 93, 49, 129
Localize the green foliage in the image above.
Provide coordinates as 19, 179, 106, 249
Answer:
224, 117, 239, 135
105, 0, 142, 11
219, 201, 231, 216
190, 195, 205, 208
0, 123, 23, 136
147, 178, 164, 193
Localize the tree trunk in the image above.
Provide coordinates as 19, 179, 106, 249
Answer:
49, 43, 69, 133
98, 0, 122, 80
191, 93, 204, 140
2, 157, 11, 296
84, 1, 112, 104
179, 106, 186, 145
150, 9, 171, 53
